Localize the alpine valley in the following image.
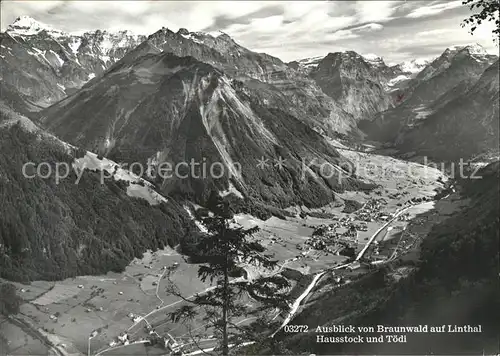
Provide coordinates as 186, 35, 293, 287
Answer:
0, 13, 498, 356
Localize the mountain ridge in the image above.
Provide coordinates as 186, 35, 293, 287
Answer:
39, 51, 373, 210
1, 16, 147, 107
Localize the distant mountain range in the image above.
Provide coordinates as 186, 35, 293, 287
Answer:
1, 16, 497, 172
360, 44, 499, 161
396, 58, 499, 161
291, 53, 429, 92
0, 15, 498, 283
1, 16, 497, 180
1, 16, 146, 106
0, 17, 374, 276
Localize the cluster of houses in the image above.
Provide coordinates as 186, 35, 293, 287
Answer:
266, 234, 284, 245
128, 312, 143, 323
119, 333, 129, 344
108, 332, 130, 347
408, 196, 431, 204
301, 218, 363, 257
146, 334, 181, 353
298, 197, 412, 258
398, 212, 411, 222
354, 198, 390, 222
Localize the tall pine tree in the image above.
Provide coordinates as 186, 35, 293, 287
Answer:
166, 192, 290, 355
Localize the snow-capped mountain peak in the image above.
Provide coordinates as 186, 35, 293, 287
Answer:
206, 30, 229, 38
447, 43, 488, 55
176, 28, 232, 45
362, 53, 386, 68
296, 55, 324, 69
362, 53, 381, 61
7, 15, 67, 37
1, 18, 147, 106
397, 58, 430, 74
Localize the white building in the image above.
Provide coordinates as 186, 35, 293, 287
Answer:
118, 333, 128, 343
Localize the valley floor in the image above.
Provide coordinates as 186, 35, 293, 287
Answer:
1, 146, 465, 356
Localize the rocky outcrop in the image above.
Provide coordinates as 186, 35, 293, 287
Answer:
0, 16, 146, 106
309, 51, 393, 121
40, 52, 371, 209
395, 60, 499, 161
362, 45, 498, 150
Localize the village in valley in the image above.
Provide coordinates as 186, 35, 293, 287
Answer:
2, 150, 453, 356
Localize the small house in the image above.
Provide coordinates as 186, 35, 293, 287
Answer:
347, 262, 361, 270
118, 333, 128, 343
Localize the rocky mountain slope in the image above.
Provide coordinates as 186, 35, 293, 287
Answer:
0, 80, 42, 117
395, 59, 499, 161
361, 45, 498, 150
309, 51, 393, 121
39, 51, 371, 210
0, 16, 146, 107
0, 106, 194, 281
290, 52, 429, 123
99, 27, 358, 136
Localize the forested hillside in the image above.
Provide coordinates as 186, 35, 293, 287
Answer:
0, 119, 195, 282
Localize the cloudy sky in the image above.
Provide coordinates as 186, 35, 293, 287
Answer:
1, 0, 498, 64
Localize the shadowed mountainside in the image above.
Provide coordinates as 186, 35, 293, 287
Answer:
0, 108, 194, 282
278, 161, 500, 355
40, 52, 373, 210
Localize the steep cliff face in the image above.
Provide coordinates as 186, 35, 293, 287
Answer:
40, 52, 370, 209
363, 45, 498, 149
395, 60, 499, 161
0, 16, 146, 106
309, 51, 393, 122
110, 27, 358, 136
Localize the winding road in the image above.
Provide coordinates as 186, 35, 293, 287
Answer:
268, 202, 424, 339
355, 206, 412, 261
95, 199, 432, 355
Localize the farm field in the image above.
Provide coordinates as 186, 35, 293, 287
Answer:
0, 317, 49, 355
3, 247, 210, 355
1, 149, 449, 356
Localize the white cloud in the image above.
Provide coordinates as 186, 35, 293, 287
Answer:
249, 16, 284, 33
325, 29, 360, 41
406, 1, 464, 19
351, 23, 384, 32
355, 1, 398, 23
1, 0, 497, 64
417, 28, 455, 37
